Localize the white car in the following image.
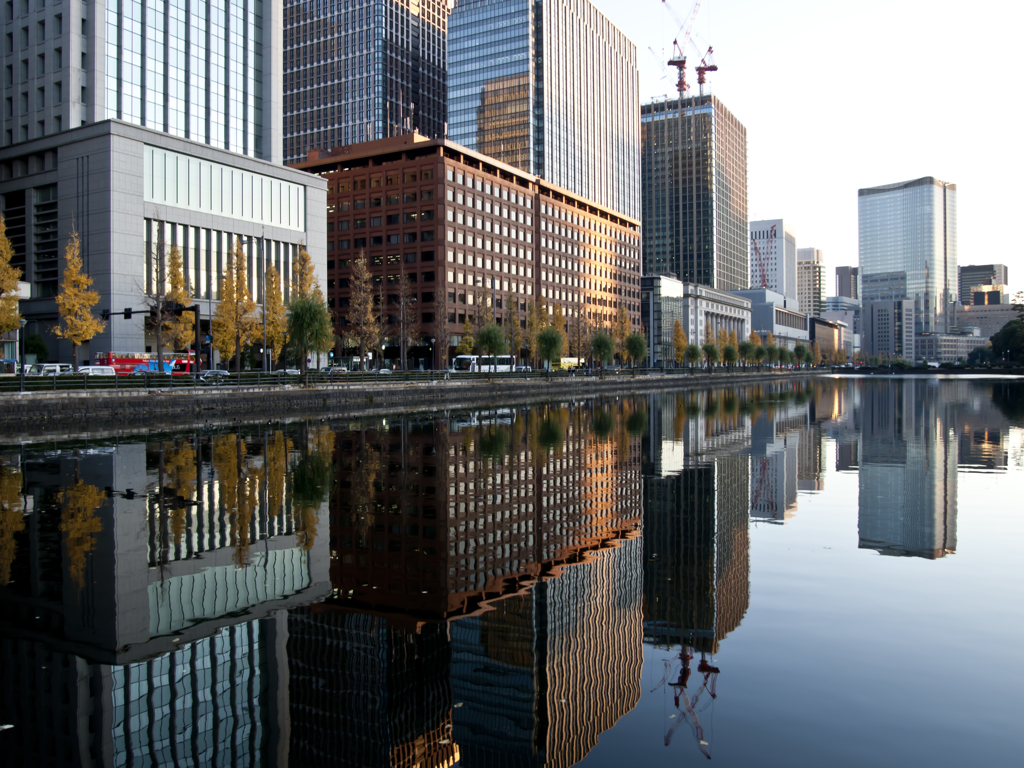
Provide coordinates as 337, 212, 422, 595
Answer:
26, 363, 73, 376
74, 365, 117, 376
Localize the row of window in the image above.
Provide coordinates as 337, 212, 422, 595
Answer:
329, 230, 435, 249
332, 210, 435, 228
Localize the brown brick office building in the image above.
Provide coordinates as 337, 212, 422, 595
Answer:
292, 133, 642, 369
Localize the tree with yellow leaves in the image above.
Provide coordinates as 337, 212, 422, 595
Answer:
59, 476, 105, 590
0, 216, 23, 334
0, 463, 25, 587
54, 230, 106, 369
293, 245, 323, 301
526, 299, 546, 368
264, 263, 288, 365
551, 303, 568, 360
164, 245, 195, 352
349, 254, 379, 369
614, 305, 629, 362
456, 317, 475, 355
766, 331, 775, 347
673, 320, 688, 366
717, 327, 729, 350
749, 330, 762, 347
212, 238, 259, 371
729, 329, 738, 348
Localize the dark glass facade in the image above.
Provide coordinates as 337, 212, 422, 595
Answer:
449, 0, 641, 220
640, 96, 749, 293
282, 0, 449, 165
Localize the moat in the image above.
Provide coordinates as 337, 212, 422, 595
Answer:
1, 376, 1021, 766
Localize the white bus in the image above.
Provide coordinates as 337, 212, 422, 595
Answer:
452, 354, 515, 373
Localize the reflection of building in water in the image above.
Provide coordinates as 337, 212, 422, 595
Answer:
858, 380, 958, 559
451, 536, 643, 767
749, 411, 800, 524
642, 452, 750, 652
328, 405, 643, 621
797, 424, 825, 492
286, 608, 457, 768
0, 435, 331, 664
0, 614, 291, 767
956, 384, 1013, 471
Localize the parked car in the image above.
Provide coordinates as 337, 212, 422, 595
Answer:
272, 368, 301, 376
25, 363, 73, 376
515, 365, 532, 372
73, 365, 117, 376
199, 369, 232, 385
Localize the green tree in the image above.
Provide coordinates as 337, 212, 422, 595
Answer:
793, 343, 808, 367
551, 303, 568, 360
591, 330, 614, 372
264, 263, 288, 365
538, 326, 563, 368
991, 317, 1024, 363
684, 343, 701, 369
54, 230, 106, 369
0, 215, 22, 334
212, 239, 259, 371
625, 332, 647, 368
527, 299, 546, 367
25, 333, 48, 362
766, 345, 780, 367
722, 344, 738, 368
754, 346, 767, 368
738, 340, 754, 369
477, 323, 507, 372
673, 320, 687, 366
288, 295, 333, 374
702, 342, 719, 372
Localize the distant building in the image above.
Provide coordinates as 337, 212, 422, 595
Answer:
822, 295, 862, 353
966, 283, 1010, 306
958, 264, 1008, 306
915, 330, 982, 363
958, 303, 1020, 340
730, 288, 808, 349
858, 177, 957, 335
749, 219, 799, 306
797, 248, 826, 317
836, 266, 859, 300
810, 316, 847, 361
640, 96, 748, 291
641, 275, 752, 367
450, 0, 641, 219
863, 299, 915, 361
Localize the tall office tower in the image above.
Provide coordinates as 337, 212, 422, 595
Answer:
958, 263, 1008, 306
0, 0, 326, 364
640, 96, 748, 290
1, 0, 282, 161
863, 299, 915, 361
836, 266, 860, 300
282, 0, 449, 165
797, 247, 826, 317
449, 0, 641, 219
858, 177, 957, 334
749, 219, 798, 306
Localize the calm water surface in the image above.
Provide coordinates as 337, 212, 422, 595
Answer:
1, 376, 1021, 767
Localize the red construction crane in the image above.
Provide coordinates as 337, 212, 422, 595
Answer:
664, 0, 703, 96
695, 46, 717, 96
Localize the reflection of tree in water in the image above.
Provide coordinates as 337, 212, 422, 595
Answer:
991, 382, 1024, 422
292, 425, 334, 551
0, 462, 25, 586
162, 442, 196, 544
58, 477, 105, 589
211, 434, 260, 567
265, 431, 293, 518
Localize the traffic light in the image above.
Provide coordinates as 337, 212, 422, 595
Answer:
101, 309, 111, 320
124, 308, 132, 319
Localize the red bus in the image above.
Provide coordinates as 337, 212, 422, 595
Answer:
94, 351, 197, 375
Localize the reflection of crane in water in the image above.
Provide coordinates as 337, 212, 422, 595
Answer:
652, 647, 720, 759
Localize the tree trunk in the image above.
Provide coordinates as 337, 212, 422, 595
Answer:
235, 329, 241, 373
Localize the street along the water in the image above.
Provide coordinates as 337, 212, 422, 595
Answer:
0, 376, 1021, 766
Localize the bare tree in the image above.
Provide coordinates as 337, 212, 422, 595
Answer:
433, 288, 452, 372
396, 272, 418, 370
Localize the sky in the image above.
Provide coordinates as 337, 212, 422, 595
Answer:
594, 0, 1024, 294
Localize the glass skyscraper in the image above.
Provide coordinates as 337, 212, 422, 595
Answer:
858, 177, 958, 334
640, 95, 749, 292
281, 0, 449, 165
448, 0, 641, 220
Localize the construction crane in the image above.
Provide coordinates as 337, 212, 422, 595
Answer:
695, 46, 717, 96
664, 0, 703, 96
751, 230, 769, 289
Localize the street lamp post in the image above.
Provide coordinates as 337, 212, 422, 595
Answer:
18, 317, 26, 393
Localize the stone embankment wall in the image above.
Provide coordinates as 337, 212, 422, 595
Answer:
1, 371, 818, 441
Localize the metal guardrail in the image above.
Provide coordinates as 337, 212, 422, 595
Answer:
0, 365, 819, 395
